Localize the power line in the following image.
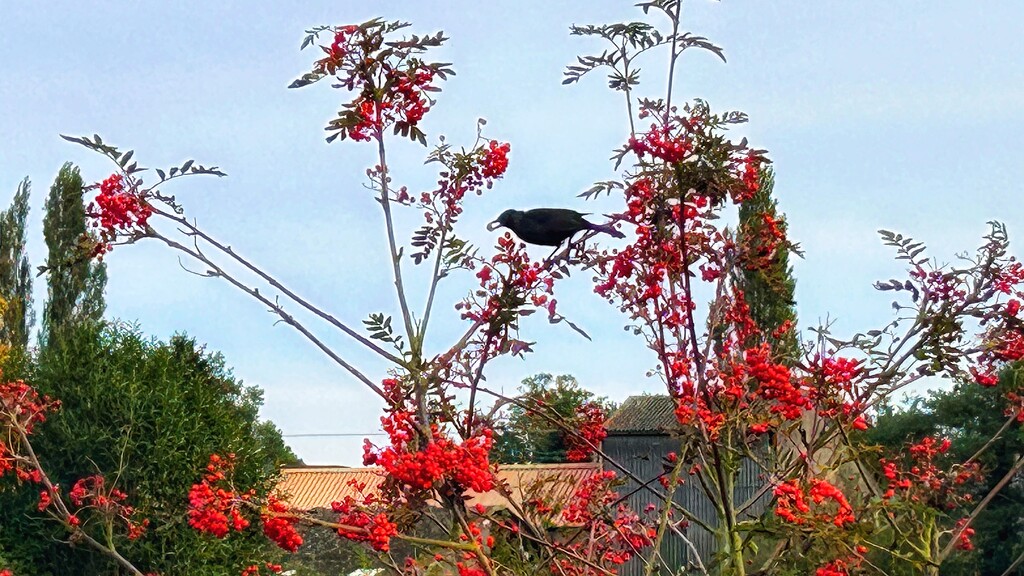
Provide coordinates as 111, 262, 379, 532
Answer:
283, 433, 386, 438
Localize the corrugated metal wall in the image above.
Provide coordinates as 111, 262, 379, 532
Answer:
602, 435, 770, 576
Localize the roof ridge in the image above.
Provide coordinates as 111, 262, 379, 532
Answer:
605, 394, 680, 432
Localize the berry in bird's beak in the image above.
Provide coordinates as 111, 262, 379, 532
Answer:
486, 220, 503, 231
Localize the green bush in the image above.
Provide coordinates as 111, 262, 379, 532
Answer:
0, 321, 297, 575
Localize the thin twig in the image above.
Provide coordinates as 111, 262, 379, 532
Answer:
419, 227, 449, 344
152, 232, 386, 399
999, 547, 1024, 576
13, 424, 145, 575
964, 414, 1017, 465
476, 384, 715, 534
938, 453, 1024, 562
375, 135, 417, 346
152, 207, 405, 366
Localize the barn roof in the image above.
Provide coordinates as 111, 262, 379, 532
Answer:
604, 395, 679, 434
276, 462, 601, 513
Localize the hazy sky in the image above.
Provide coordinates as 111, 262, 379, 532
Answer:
2, 2, 1023, 464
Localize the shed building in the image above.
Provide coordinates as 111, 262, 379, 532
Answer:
603, 395, 769, 575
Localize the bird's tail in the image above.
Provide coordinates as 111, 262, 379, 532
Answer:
589, 221, 626, 239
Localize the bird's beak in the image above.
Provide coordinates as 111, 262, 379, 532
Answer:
486, 220, 502, 232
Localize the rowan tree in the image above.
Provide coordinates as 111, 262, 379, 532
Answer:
5, 3, 1023, 576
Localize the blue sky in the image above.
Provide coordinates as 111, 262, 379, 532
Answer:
2, 2, 1023, 464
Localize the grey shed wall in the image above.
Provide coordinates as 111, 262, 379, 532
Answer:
601, 396, 769, 575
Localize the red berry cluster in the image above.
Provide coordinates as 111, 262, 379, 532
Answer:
560, 471, 618, 525
970, 366, 1000, 387
331, 496, 399, 552
564, 402, 607, 462
86, 173, 153, 258
745, 343, 811, 420
309, 23, 442, 143
774, 478, 855, 528
187, 454, 254, 538
458, 233, 557, 331
1005, 391, 1024, 423
0, 380, 58, 435
993, 258, 1024, 294
189, 454, 305, 552
673, 393, 724, 440
628, 125, 693, 164
0, 380, 59, 483
808, 356, 870, 431
480, 140, 511, 179
261, 495, 303, 552
36, 488, 52, 511
815, 553, 867, 576
240, 563, 283, 576
363, 409, 495, 495
970, 286, 1024, 389
953, 517, 975, 551
456, 562, 488, 576
557, 471, 654, 576
67, 474, 149, 540
879, 436, 982, 508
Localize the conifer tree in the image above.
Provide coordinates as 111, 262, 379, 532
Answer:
735, 167, 799, 362
42, 163, 107, 345
0, 178, 33, 349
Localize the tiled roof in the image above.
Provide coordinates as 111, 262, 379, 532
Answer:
277, 467, 384, 510
604, 395, 679, 434
276, 462, 602, 513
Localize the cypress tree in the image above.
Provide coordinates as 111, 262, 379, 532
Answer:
0, 178, 33, 349
734, 167, 799, 362
41, 163, 107, 346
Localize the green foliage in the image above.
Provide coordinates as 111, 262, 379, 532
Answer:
287, 19, 454, 146
0, 178, 33, 349
0, 322, 298, 576
564, 22, 724, 91
866, 368, 1024, 576
734, 167, 798, 362
41, 162, 107, 345
364, 312, 405, 352
492, 373, 614, 464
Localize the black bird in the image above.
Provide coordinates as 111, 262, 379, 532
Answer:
486, 208, 625, 246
